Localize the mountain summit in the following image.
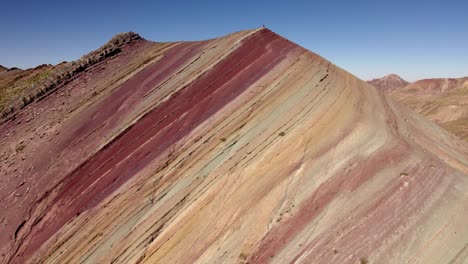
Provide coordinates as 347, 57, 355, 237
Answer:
368, 74, 410, 92
1, 28, 467, 264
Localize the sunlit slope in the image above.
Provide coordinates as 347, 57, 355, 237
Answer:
1, 28, 467, 264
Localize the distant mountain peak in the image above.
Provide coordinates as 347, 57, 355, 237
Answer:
385, 73, 404, 79
368, 74, 409, 92
107, 32, 142, 46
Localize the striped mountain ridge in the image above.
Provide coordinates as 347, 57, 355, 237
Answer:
1, 28, 467, 264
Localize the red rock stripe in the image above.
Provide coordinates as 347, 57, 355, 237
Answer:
12, 29, 296, 263
6, 41, 208, 264
293, 162, 444, 263
249, 140, 410, 263
64, 41, 207, 149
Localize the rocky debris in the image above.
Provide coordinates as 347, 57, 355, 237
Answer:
0, 32, 143, 122
15, 141, 26, 153
77, 32, 141, 70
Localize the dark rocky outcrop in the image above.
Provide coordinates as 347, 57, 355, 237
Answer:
0, 32, 143, 122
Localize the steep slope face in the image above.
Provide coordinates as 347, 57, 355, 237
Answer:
1, 29, 468, 264
368, 74, 409, 92
390, 77, 468, 141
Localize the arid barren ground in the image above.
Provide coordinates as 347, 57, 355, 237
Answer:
369, 75, 468, 141
1, 28, 468, 263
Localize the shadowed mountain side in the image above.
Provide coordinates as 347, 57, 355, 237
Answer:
1, 28, 467, 264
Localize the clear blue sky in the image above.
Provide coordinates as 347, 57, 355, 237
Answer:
1, 0, 467, 81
